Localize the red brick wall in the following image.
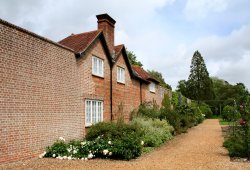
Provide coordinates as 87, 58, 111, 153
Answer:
143, 83, 171, 107
112, 53, 141, 121
76, 38, 111, 126
0, 21, 83, 164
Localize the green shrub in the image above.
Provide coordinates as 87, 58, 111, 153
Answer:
161, 104, 204, 134
111, 131, 142, 160
162, 110, 182, 134
45, 140, 68, 158
222, 105, 241, 121
45, 121, 143, 160
198, 103, 213, 118
86, 121, 143, 160
223, 128, 248, 157
131, 117, 174, 147
137, 101, 160, 118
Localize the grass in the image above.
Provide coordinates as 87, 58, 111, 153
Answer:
210, 115, 221, 119
219, 119, 233, 125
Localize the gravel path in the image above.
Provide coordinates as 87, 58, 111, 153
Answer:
2, 119, 250, 170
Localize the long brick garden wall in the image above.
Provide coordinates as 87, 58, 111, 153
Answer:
0, 20, 84, 164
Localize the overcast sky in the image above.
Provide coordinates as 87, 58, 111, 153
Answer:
1, 0, 250, 90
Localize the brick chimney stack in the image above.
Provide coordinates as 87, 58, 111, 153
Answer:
96, 14, 116, 55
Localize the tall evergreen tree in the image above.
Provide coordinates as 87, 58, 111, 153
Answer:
186, 51, 214, 101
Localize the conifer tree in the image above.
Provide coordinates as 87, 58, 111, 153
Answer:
186, 51, 214, 101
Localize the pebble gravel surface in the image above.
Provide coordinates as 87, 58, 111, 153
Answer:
1, 119, 250, 170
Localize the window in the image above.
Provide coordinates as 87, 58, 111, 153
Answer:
85, 100, 103, 126
92, 56, 104, 77
117, 66, 125, 83
149, 82, 156, 92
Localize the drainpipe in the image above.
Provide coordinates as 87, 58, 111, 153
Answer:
110, 64, 113, 121
140, 82, 142, 104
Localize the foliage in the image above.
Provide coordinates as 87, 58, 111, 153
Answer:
45, 121, 144, 160
198, 102, 213, 118
176, 80, 188, 97
171, 92, 179, 107
45, 140, 68, 157
210, 77, 250, 115
160, 104, 204, 134
222, 105, 241, 122
147, 70, 172, 90
126, 49, 143, 67
137, 101, 160, 118
131, 117, 174, 147
223, 125, 249, 158
223, 105, 250, 159
183, 51, 214, 101
161, 94, 172, 113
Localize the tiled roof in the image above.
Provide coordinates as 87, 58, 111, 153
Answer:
58, 30, 101, 53
114, 44, 124, 58
132, 65, 159, 83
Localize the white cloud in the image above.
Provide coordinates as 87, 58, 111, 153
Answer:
184, 0, 228, 20
175, 24, 250, 89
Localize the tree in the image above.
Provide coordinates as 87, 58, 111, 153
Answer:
147, 70, 172, 90
186, 51, 214, 101
126, 49, 143, 67
176, 80, 188, 96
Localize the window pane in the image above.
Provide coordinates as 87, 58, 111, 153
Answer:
92, 101, 96, 123
97, 102, 101, 122
86, 101, 91, 124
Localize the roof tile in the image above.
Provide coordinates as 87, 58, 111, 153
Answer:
58, 30, 100, 53
132, 65, 159, 83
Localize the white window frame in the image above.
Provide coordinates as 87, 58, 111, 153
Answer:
92, 56, 104, 77
117, 66, 125, 84
149, 82, 156, 93
85, 100, 103, 127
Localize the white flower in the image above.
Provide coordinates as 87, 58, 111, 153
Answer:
87, 153, 93, 159
39, 151, 46, 158
59, 137, 65, 142
85, 158, 88, 161
68, 156, 72, 160
202, 114, 205, 117
141, 141, 144, 146
108, 141, 112, 145
81, 141, 86, 146
57, 156, 63, 160
103, 149, 109, 155
63, 156, 67, 160
73, 149, 77, 154
67, 148, 72, 153
52, 154, 56, 158
108, 152, 112, 156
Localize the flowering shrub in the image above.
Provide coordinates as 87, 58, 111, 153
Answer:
223, 104, 250, 159
86, 121, 144, 160
131, 117, 174, 147
44, 121, 144, 160
222, 105, 241, 122
44, 137, 116, 160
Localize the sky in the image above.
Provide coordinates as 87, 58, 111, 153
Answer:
1, 0, 250, 90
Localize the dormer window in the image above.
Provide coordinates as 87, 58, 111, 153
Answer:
149, 82, 156, 93
117, 66, 125, 84
92, 56, 104, 77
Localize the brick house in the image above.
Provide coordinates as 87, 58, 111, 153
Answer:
0, 14, 170, 164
